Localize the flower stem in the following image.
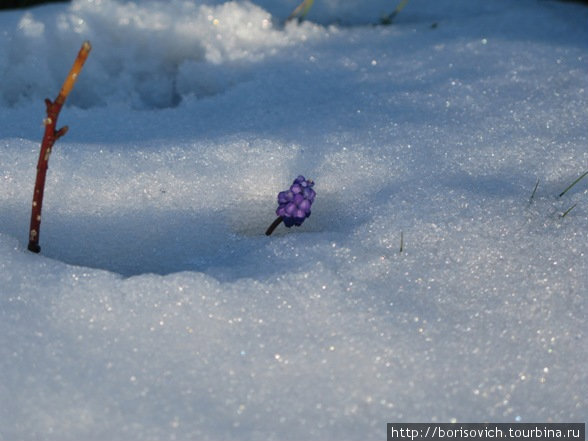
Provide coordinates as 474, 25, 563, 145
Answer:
265, 217, 283, 236
27, 41, 91, 253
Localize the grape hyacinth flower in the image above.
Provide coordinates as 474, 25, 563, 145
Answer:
265, 175, 316, 236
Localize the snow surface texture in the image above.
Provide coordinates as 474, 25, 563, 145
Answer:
1, 0, 587, 439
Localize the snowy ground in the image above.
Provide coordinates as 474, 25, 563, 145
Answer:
1, 0, 587, 439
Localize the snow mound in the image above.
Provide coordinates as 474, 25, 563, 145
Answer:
0, 0, 325, 108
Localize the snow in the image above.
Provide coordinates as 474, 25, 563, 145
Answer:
1, 0, 587, 439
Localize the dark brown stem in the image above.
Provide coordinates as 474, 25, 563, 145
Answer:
27, 41, 91, 253
265, 217, 283, 236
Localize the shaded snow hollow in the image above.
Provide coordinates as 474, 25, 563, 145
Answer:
0, 0, 587, 440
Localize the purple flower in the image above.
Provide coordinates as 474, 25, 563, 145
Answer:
266, 175, 316, 235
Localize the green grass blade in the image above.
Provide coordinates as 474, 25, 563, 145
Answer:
559, 170, 588, 198
561, 203, 577, 218
381, 0, 411, 25
529, 178, 539, 204
287, 0, 315, 22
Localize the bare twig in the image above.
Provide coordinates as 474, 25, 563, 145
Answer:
28, 41, 91, 253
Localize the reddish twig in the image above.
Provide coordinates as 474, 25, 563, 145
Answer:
28, 41, 92, 253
